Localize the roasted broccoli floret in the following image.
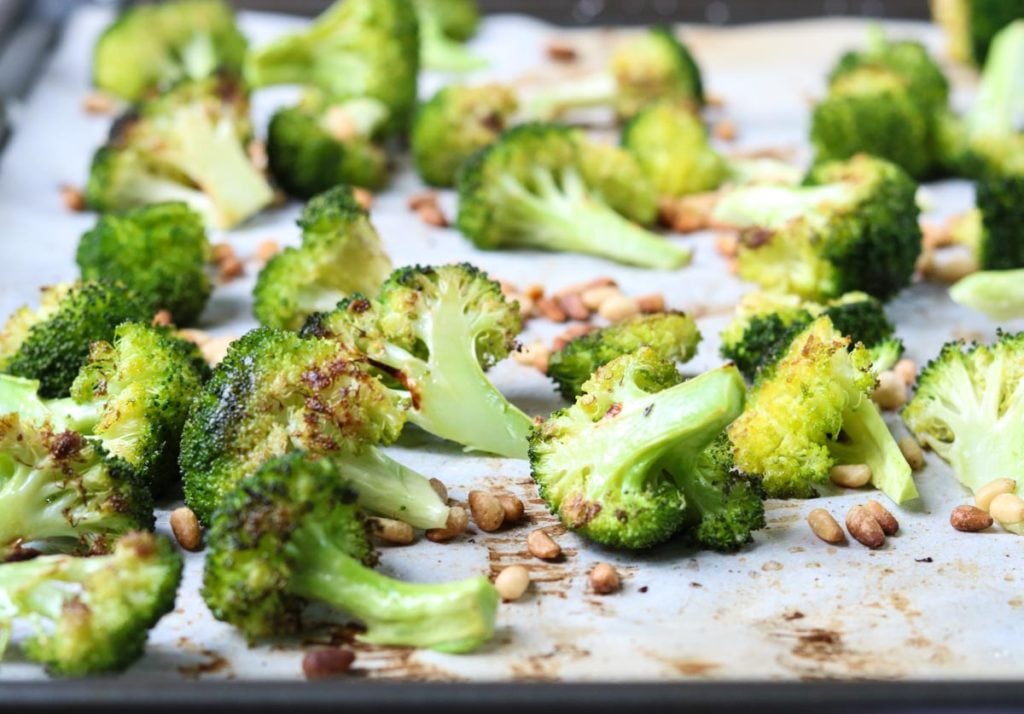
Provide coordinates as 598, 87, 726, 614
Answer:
932, 0, 1024, 65
720, 290, 898, 380
76, 203, 211, 326
0, 282, 149, 398
85, 77, 273, 230
202, 453, 497, 649
529, 349, 746, 549
523, 27, 703, 121
0, 532, 181, 675
903, 331, 1024, 533
457, 124, 686, 269
180, 327, 448, 527
711, 155, 921, 300
414, 0, 486, 71
267, 93, 390, 198
728, 316, 916, 503
92, 0, 247, 101
412, 84, 518, 187
244, 0, 419, 135
950, 268, 1024, 319
547, 312, 701, 400
303, 264, 532, 459
253, 186, 392, 331
0, 322, 207, 488
0, 415, 153, 561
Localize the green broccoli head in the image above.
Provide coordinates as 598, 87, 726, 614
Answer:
93, 0, 247, 101
728, 316, 917, 503
0, 281, 149, 398
202, 452, 498, 650
85, 76, 274, 230
253, 185, 393, 331
0, 415, 153, 561
412, 84, 519, 187
76, 202, 211, 326
712, 154, 921, 301
244, 0, 419, 135
304, 263, 532, 459
933, 0, 1024, 65
547, 312, 701, 400
622, 101, 729, 198
529, 348, 745, 549
456, 124, 686, 269
413, 0, 479, 41
0, 531, 181, 675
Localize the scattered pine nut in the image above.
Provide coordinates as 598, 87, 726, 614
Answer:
975, 478, 1017, 512
546, 39, 577, 62
367, 517, 415, 545
705, 92, 726, 108
894, 358, 917, 386
82, 90, 117, 115
807, 508, 845, 544
920, 220, 952, 249
219, 256, 244, 281
59, 184, 86, 212
553, 324, 596, 352
524, 283, 545, 301
429, 477, 448, 504
715, 233, 739, 258
589, 562, 620, 594
254, 239, 280, 264
211, 242, 235, 264
200, 335, 236, 366
176, 328, 210, 347
536, 297, 568, 322
468, 490, 504, 532
498, 495, 525, 524
713, 119, 738, 142
598, 294, 639, 322
247, 140, 268, 171
527, 529, 561, 560
828, 463, 871, 489
898, 436, 925, 471
416, 204, 448, 227
989, 493, 1024, 527
302, 648, 355, 679
170, 507, 202, 552
425, 506, 469, 542
580, 285, 620, 311
864, 500, 899, 536
558, 293, 590, 321
322, 105, 359, 141
845, 505, 886, 549
925, 253, 979, 284
513, 341, 550, 373
407, 191, 439, 211
352, 187, 374, 210
872, 370, 907, 410
494, 565, 530, 601
950, 505, 993, 532
151, 310, 173, 327
635, 293, 665, 314
517, 295, 535, 320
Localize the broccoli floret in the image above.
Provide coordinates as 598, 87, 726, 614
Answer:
202, 453, 497, 649
244, 0, 419, 135
92, 0, 247, 101
76, 203, 211, 326
932, 0, 1024, 65
547, 312, 700, 400
303, 264, 532, 459
180, 327, 448, 527
728, 316, 917, 503
523, 27, 703, 122
711, 155, 922, 300
529, 348, 746, 549
0, 532, 181, 675
412, 84, 518, 187
950, 268, 1024, 319
253, 186, 393, 331
456, 124, 686, 269
0, 415, 153, 561
903, 331, 1024, 533
869, 337, 906, 374
0, 282, 149, 398
85, 77, 273, 230
414, 0, 486, 71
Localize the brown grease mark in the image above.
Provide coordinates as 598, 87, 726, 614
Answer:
178, 649, 231, 679
783, 610, 805, 621
914, 557, 934, 563
670, 660, 720, 677
890, 593, 920, 619
1009, 597, 1023, 610
508, 643, 591, 680
791, 628, 843, 661
761, 560, 783, 572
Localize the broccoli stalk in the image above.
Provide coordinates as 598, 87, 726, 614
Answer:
417, 14, 486, 72
950, 269, 1024, 319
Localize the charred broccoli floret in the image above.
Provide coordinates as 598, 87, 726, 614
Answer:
456, 124, 686, 269
303, 264, 531, 459
414, 0, 486, 71
253, 186, 392, 331
180, 327, 448, 527
244, 0, 419, 135
0, 282, 149, 398
92, 0, 247, 101
0, 532, 181, 675
76, 203, 211, 326
903, 331, 1024, 533
950, 268, 1024, 319
711, 155, 921, 300
728, 316, 916, 503
932, 0, 1024, 65
529, 349, 746, 549
202, 453, 497, 649
85, 77, 273, 229
547, 312, 700, 400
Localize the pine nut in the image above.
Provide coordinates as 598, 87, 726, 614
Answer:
846, 505, 886, 549
580, 286, 620, 310
524, 283, 545, 301
323, 105, 359, 141
950, 505, 993, 532
151, 310, 173, 328
498, 495, 525, 524
517, 295, 535, 320
211, 242, 235, 264
352, 187, 374, 210
872, 371, 907, 410
219, 256, 244, 281
921, 220, 952, 249
714, 119, 738, 142
536, 297, 568, 322
546, 40, 577, 62
425, 506, 468, 542
989, 493, 1024, 526
807, 508, 845, 544
429, 477, 448, 504
254, 240, 280, 264
302, 648, 355, 679
898, 436, 925, 471
247, 140, 268, 170
468, 490, 504, 532
928, 253, 979, 284
170, 507, 202, 551
715, 233, 739, 258
894, 358, 917, 386
598, 295, 639, 322
557, 293, 590, 321
81, 90, 117, 115
494, 565, 530, 601
975, 478, 1017, 512
589, 563, 620, 594
416, 204, 448, 227
526, 529, 561, 560
513, 341, 550, 373
865, 500, 899, 535
366, 517, 415, 545
176, 328, 210, 346
200, 335, 235, 366
635, 293, 666, 313
59, 184, 86, 212
828, 463, 871, 488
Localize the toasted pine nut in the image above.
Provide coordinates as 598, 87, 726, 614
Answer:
323, 105, 359, 141
176, 328, 210, 346
254, 240, 280, 264
468, 490, 504, 532
558, 293, 590, 321
828, 463, 871, 488
898, 436, 925, 471
527, 529, 561, 560
302, 648, 355, 679
872, 371, 907, 410
589, 562, 620, 594
498, 495, 525, 524
170, 507, 202, 552
553, 324, 597, 351
928, 253, 979, 284
513, 341, 550, 373
59, 184, 86, 212
151, 310, 173, 327
546, 40, 577, 62
425, 505, 468, 542
200, 335, 235, 366
950, 505, 993, 532
211, 242, 235, 264
894, 358, 917, 386
713, 119, 738, 141
715, 233, 739, 258
580, 286, 620, 310
921, 220, 952, 249
524, 283, 545, 301
517, 295, 535, 320
635, 293, 666, 313
416, 204, 448, 227
807, 508, 845, 544
429, 477, 448, 504
598, 295, 639, 322
247, 140, 268, 170
989, 493, 1024, 526
846, 505, 886, 548
352, 187, 374, 210
975, 478, 1017, 512
536, 297, 568, 322
494, 565, 530, 600
82, 90, 117, 115
367, 517, 415, 545
865, 500, 899, 535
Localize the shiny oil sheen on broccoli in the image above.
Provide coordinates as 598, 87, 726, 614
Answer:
529, 349, 751, 549
202, 453, 498, 650
302, 263, 532, 459
728, 316, 916, 503
711, 155, 921, 301
253, 186, 392, 331
0, 532, 181, 676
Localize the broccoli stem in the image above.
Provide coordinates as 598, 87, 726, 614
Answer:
521, 73, 617, 120
711, 184, 853, 231
502, 168, 690, 269
829, 398, 918, 503
178, 33, 218, 82
338, 448, 450, 529
0, 461, 89, 558
0, 375, 99, 433
966, 21, 1024, 139
419, 18, 487, 72
285, 522, 498, 653
950, 269, 1024, 320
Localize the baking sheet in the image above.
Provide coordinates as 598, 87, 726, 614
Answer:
0, 5, 1021, 683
